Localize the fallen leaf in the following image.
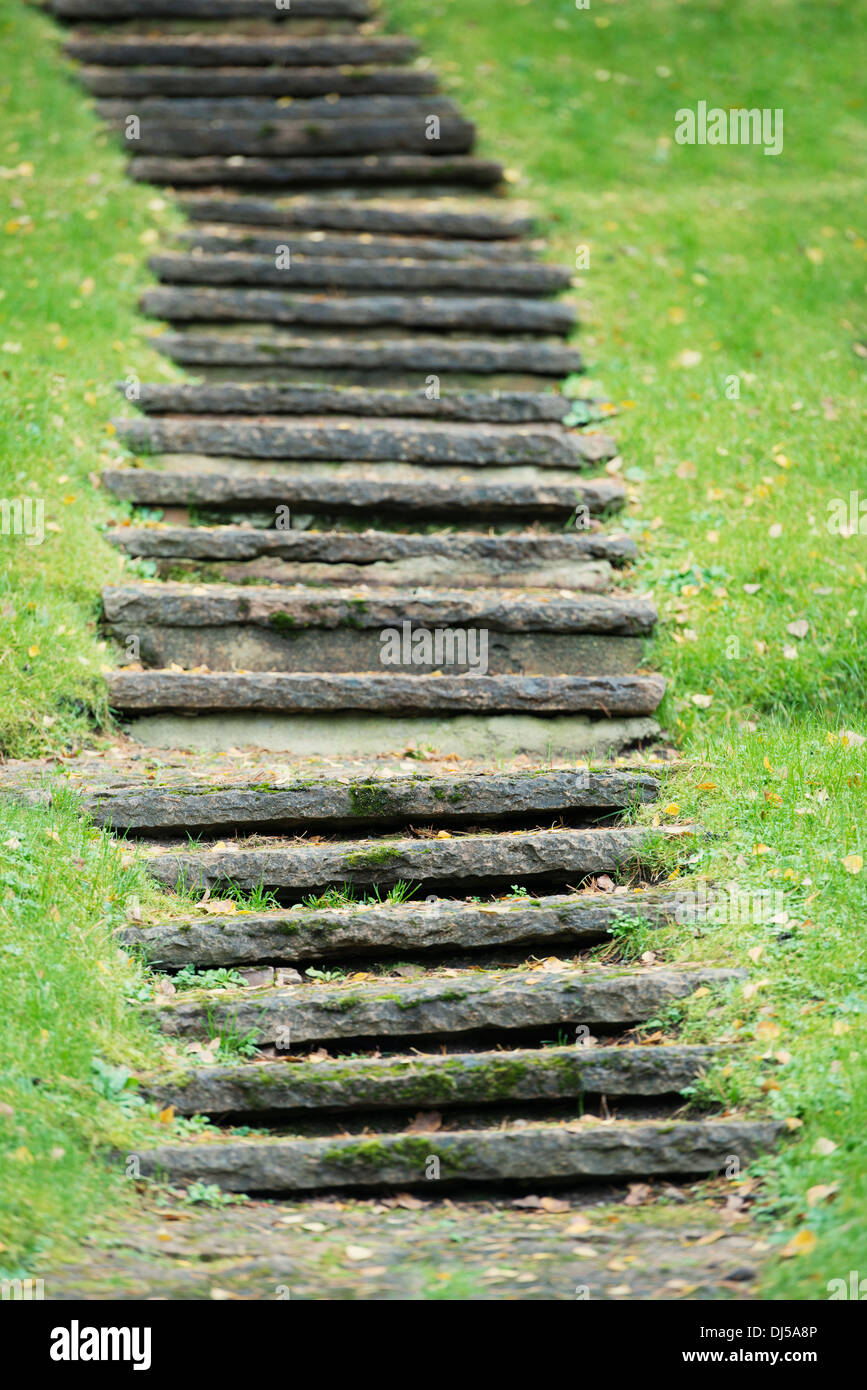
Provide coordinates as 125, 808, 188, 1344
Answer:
811, 1137, 837, 1156
406, 1110, 442, 1133
806, 1184, 838, 1207
780, 1229, 817, 1258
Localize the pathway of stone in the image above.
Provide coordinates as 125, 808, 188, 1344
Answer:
27, 0, 776, 1298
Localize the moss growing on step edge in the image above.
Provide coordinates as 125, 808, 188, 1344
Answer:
320, 1135, 476, 1175
344, 846, 402, 868
268, 612, 297, 632
348, 782, 392, 818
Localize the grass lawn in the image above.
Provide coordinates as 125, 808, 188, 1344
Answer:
385, 0, 867, 1297
0, 0, 864, 1295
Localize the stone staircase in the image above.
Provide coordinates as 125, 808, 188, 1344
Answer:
44, 0, 776, 1200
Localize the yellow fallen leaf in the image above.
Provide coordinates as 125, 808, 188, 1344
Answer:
780, 1228, 817, 1258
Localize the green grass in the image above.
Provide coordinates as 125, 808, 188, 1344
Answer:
0, 788, 168, 1273
385, 0, 866, 1301
0, 0, 183, 758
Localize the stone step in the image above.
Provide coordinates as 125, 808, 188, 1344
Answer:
132, 1118, 778, 1193
138, 1044, 720, 1116
139, 824, 654, 895
102, 466, 625, 520
85, 767, 659, 836
141, 288, 570, 333
108, 675, 664, 728
120, 116, 477, 159
77, 64, 439, 98
176, 225, 532, 262
148, 965, 738, 1042
53, 0, 371, 15
148, 252, 570, 295
119, 890, 675, 968
179, 194, 531, 239
66, 34, 418, 65
130, 154, 504, 187
103, 582, 655, 634
127, 384, 577, 424
103, 583, 655, 674
154, 331, 581, 376
108, 526, 636, 590
98, 97, 461, 123
115, 417, 605, 467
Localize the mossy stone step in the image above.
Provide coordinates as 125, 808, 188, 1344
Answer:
140, 288, 569, 333
139, 823, 654, 894
148, 964, 739, 1044
108, 526, 636, 591
83, 767, 659, 835
97, 97, 459, 124
107, 671, 665, 720
148, 252, 568, 295
132, 1119, 779, 1192
113, 416, 605, 467
101, 466, 625, 520
119, 890, 676, 968
122, 115, 477, 158
130, 154, 504, 188
53, 0, 370, 15
102, 582, 655, 634
66, 34, 418, 65
128, 384, 579, 424
154, 331, 581, 376
178, 194, 532, 239
138, 1043, 721, 1116
175, 226, 532, 263
77, 64, 439, 98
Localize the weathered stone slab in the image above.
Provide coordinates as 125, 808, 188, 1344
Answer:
55, 0, 370, 14
176, 227, 532, 263
179, 194, 531, 238
88, 768, 659, 835
140, 288, 570, 333
98, 97, 459, 125
149, 965, 741, 1043
176, 226, 530, 263
141, 824, 653, 893
156, 332, 581, 375
102, 583, 655, 633
131, 154, 504, 187
101, 468, 625, 518
109, 526, 633, 589
133, 1119, 779, 1191
66, 35, 418, 66
119, 891, 674, 967
149, 252, 569, 294
125, 116, 476, 158
108, 671, 665, 718
129, 384, 575, 424
108, 525, 638, 566
114, 417, 606, 467
78, 64, 439, 98
139, 1043, 721, 1114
